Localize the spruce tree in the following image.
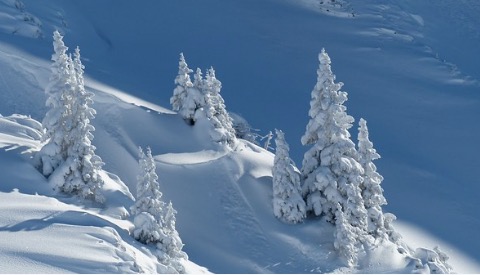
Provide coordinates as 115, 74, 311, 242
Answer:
171, 53, 193, 111
61, 47, 105, 203
300, 49, 369, 265
131, 147, 187, 273
272, 129, 306, 224
131, 147, 166, 222
334, 203, 359, 267
357, 118, 387, 241
300, 49, 367, 227
170, 53, 203, 125
36, 31, 104, 202
202, 67, 236, 147
36, 30, 73, 177
161, 201, 187, 273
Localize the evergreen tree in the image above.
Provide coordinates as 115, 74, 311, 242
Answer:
36, 31, 104, 202
170, 53, 204, 125
357, 118, 387, 241
60, 47, 105, 203
202, 67, 236, 147
272, 129, 306, 224
36, 30, 73, 177
300, 49, 367, 227
300, 49, 370, 265
192, 68, 204, 93
131, 147, 166, 221
334, 203, 359, 267
160, 201, 187, 273
131, 147, 187, 273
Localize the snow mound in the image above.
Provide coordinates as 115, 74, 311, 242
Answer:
0, 191, 157, 273
0, 114, 42, 151
155, 150, 228, 166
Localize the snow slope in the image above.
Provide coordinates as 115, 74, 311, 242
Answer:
0, 0, 479, 273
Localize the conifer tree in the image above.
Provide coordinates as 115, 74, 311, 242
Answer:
60, 47, 105, 202
36, 30, 73, 177
131, 147, 187, 273
131, 147, 166, 222
300, 49, 369, 265
202, 67, 236, 147
334, 203, 359, 267
272, 129, 306, 224
170, 53, 204, 125
36, 31, 104, 202
357, 118, 387, 241
192, 68, 204, 93
300, 49, 367, 227
161, 201, 187, 273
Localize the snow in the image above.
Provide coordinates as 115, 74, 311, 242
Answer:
0, 0, 479, 273
155, 150, 228, 166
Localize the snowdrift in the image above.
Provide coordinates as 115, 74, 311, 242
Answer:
0, 0, 479, 273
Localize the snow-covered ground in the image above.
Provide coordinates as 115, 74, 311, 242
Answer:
0, 0, 479, 273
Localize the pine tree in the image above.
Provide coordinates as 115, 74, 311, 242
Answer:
272, 129, 306, 224
170, 53, 205, 125
202, 67, 236, 147
131, 147, 187, 273
36, 31, 105, 202
300, 49, 370, 265
131, 147, 166, 222
36, 30, 74, 177
192, 68, 204, 93
334, 203, 359, 267
160, 201, 187, 273
300, 49, 367, 227
171, 53, 193, 112
357, 118, 388, 241
60, 47, 105, 203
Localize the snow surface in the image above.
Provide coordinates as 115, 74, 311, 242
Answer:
0, 0, 479, 273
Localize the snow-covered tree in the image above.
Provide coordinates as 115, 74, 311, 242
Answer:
36, 30, 73, 177
300, 49, 367, 228
159, 201, 187, 273
300, 49, 371, 265
384, 212, 402, 245
357, 118, 388, 241
170, 53, 205, 125
131, 147, 166, 222
192, 68, 204, 93
272, 129, 306, 224
60, 47, 105, 202
131, 147, 187, 273
36, 31, 104, 202
170, 53, 193, 113
202, 67, 237, 147
334, 203, 360, 267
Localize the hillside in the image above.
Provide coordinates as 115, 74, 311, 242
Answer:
0, 0, 479, 273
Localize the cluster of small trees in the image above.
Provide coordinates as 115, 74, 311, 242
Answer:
170, 53, 236, 147
36, 31, 187, 273
271, 49, 397, 266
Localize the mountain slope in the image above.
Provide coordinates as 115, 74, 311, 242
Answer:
0, 0, 479, 273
